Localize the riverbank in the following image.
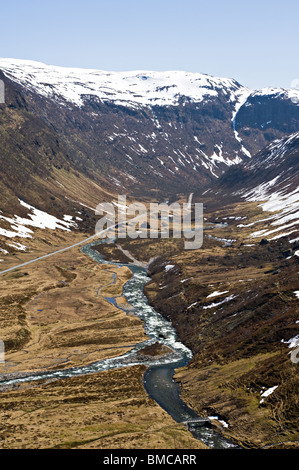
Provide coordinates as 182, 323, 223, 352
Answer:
0, 365, 207, 449
0, 232, 207, 449
0, 240, 146, 376
102, 204, 299, 449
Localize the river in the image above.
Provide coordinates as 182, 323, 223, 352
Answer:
0, 240, 238, 449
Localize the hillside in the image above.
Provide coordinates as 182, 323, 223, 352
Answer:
92, 131, 299, 448
0, 59, 299, 199
0, 59, 298, 449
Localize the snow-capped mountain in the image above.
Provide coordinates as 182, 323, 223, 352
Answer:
0, 58, 299, 245
213, 132, 299, 242
0, 58, 298, 191
0, 58, 255, 185
0, 58, 251, 109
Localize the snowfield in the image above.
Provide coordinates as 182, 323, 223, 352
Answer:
1, 58, 298, 180
237, 133, 299, 240
0, 58, 252, 110
245, 185, 299, 240
0, 199, 77, 250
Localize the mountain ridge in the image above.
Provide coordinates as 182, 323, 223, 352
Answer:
1, 58, 298, 172
1, 59, 298, 172
0, 58, 299, 252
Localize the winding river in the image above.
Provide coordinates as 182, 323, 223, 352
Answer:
0, 240, 238, 449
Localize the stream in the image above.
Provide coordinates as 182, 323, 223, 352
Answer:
0, 239, 238, 449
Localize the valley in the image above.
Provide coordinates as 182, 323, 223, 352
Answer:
93, 197, 299, 449
0, 230, 206, 449
0, 59, 298, 451
0, 190, 297, 449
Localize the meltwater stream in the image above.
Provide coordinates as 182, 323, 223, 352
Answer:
0, 240, 237, 449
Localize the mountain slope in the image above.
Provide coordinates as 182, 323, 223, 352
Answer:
0, 59, 299, 253
211, 131, 299, 243
0, 58, 298, 196
0, 71, 115, 253
235, 89, 299, 156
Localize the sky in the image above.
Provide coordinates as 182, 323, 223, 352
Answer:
0, 0, 298, 90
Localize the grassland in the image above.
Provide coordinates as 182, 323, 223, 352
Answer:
0, 196, 298, 449
99, 199, 299, 449
0, 365, 207, 449
0, 229, 207, 449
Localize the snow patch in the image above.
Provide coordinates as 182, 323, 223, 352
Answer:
0, 200, 77, 241
259, 385, 278, 404
165, 264, 175, 272
7, 242, 27, 251
203, 294, 236, 310
207, 290, 229, 298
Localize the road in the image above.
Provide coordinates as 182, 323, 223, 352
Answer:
0, 233, 100, 276
0, 193, 194, 276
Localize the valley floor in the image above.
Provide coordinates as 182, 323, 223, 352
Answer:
0, 230, 205, 449
95, 199, 299, 449
0, 196, 298, 449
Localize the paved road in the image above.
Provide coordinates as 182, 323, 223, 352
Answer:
0, 194, 194, 276
0, 212, 144, 276
0, 233, 100, 276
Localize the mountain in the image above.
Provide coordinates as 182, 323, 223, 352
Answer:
0, 59, 299, 195
208, 131, 299, 242
0, 58, 299, 252
235, 88, 299, 156
0, 59, 298, 449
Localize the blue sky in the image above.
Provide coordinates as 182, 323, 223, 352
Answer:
0, 0, 298, 89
